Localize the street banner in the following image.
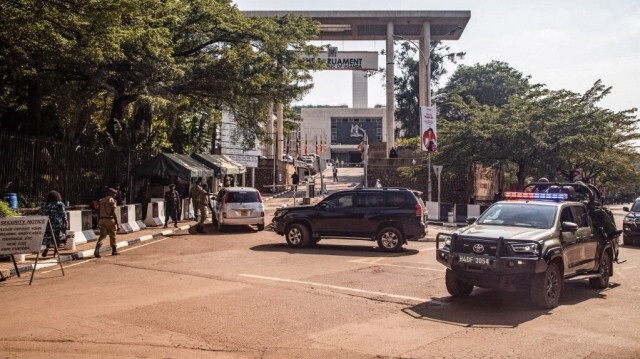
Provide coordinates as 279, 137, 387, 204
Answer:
420, 106, 437, 153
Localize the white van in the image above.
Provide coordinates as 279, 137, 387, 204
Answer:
213, 187, 265, 231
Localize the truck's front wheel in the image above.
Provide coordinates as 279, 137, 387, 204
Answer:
530, 262, 561, 309
445, 269, 474, 297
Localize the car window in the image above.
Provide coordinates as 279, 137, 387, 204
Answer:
570, 205, 589, 228
325, 194, 355, 209
560, 207, 574, 223
385, 192, 407, 207
226, 191, 260, 203
358, 193, 385, 207
631, 200, 640, 212
477, 203, 556, 229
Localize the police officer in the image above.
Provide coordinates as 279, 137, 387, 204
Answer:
190, 181, 208, 233
94, 188, 120, 258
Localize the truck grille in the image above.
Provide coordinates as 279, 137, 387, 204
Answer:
454, 236, 503, 256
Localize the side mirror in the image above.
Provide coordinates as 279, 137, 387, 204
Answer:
211, 194, 217, 201
623, 206, 630, 212
317, 202, 328, 210
561, 221, 579, 232
465, 217, 477, 225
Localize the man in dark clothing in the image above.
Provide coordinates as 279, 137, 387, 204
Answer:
164, 184, 181, 228
333, 167, 339, 182
291, 172, 299, 191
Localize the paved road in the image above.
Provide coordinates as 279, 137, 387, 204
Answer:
1, 199, 640, 358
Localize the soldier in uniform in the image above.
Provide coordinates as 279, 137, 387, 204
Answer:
95, 188, 120, 258
190, 181, 208, 233
164, 184, 181, 228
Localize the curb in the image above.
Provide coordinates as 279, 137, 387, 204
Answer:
428, 221, 467, 228
1, 224, 193, 280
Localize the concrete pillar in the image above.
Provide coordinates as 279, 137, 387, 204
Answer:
386, 22, 395, 156
419, 22, 431, 107
352, 71, 368, 108
276, 103, 284, 160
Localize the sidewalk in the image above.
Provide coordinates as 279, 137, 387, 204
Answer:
0, 221, 197, 281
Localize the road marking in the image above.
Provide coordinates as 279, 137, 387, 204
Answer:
41, 236, 172, 274
240, 274, 430, 302
419, 247, 436, 252
351, 257, 386, 264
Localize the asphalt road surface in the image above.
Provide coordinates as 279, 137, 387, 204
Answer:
1, 191, 639, 358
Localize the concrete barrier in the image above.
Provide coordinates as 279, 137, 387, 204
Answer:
181, 198, 194, 220
425, 202, 490, 223
145, 199, 165, 227
134, 203, 146, 230
115, 204, 141, 234
67, 210, 96, 247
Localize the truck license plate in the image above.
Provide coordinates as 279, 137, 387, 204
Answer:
459, 254, 491, 266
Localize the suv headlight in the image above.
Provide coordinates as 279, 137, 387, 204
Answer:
510, 242, 538, 255
274, 209, 286, 218
440, 234, 452, 246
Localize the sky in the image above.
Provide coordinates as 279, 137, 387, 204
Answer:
234, 0, 640, 113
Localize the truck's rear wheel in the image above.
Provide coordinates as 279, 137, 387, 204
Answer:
530, 262, 561, 309
445, 269, 474, 297
589, 251, 611, 289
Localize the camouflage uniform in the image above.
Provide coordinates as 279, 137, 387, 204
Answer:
95, 191, 119, 257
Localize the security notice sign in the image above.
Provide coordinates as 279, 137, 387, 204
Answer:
0, 216, 48, 255
420, 106, 438, 153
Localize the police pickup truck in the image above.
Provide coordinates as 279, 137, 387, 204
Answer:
436, 182, 621, 309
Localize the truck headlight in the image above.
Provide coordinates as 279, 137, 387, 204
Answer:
510, 242, 538, 254
440, 234, 452, 246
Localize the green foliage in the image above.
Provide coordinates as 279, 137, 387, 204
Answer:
0, 201, 18, 218
393, 41, 465, 138
0, 0, 323, 153
396, 136, 419, 150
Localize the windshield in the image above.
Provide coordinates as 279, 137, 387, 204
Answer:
226, 191, 260, 203
477, 203, 557, 229
631, 200, 640, 212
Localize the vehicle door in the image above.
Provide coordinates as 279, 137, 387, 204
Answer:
214, 189, 226, 221
313, 192, 358, 236
558, 205, 585, 275
352, 192, 385, 237
571, 204, 596, 271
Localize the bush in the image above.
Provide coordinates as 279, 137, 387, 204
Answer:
0, 201, 18, 218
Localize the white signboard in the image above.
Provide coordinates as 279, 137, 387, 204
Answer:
0, 216, 49, 255
302, 51, 379, 71
221, 111, 258, 168
420, 106, 438, 153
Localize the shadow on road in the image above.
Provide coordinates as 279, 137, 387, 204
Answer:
403, 281, 619, 328
250, 242, 420, 258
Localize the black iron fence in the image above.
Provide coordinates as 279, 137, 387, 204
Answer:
0, 132, 153, 208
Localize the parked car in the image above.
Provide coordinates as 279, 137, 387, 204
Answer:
271, 187, 427, 252
622, 198, 640, 245
213, 187, 265, 231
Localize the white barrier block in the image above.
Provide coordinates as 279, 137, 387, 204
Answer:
425, 201, 440, 221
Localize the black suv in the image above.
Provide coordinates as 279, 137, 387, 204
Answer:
623, 198, 640, 245
271, 188, 427, 252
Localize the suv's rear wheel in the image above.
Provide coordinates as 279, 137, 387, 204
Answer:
376, 227, 403, 252
257, 224, 265, 231
286, 223, 310, 248
589, 251, 611, 289
445, 269, 473, 297
530, 262, 561, 309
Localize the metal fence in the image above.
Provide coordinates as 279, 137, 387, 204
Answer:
0, 132, 153, 208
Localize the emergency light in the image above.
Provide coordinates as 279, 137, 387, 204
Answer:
504, 192, 568, 200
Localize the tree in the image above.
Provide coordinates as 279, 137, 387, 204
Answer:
393, 41, 465, 138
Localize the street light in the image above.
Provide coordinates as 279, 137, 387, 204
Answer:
357, 126, 369, 188
392, 34, 433, 202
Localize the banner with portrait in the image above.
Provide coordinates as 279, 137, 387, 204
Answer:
420, 106, 437, 153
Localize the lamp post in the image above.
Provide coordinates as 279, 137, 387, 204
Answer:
392, 34, 433, 201
358, 127, 369, 188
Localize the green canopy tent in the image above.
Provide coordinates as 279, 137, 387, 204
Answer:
191, 154, 246, 177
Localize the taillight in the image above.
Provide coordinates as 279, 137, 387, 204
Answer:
256, 191, 263, 203
223, 212, 227, 218
260, 211, 264, 217
223, 191, 229, 204
415, 204, 423, 216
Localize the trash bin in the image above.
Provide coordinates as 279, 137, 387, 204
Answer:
448, 211, 454, 223
307, 184, 315, 198
3, 193, 17, 211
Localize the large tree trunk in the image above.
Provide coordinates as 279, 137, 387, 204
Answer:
107, 92, 136, 144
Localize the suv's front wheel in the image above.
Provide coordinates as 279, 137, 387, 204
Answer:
530, 262, 561, 309
445, 269, 474, 297
286, 223, 310, 248
376, 227, 404, 252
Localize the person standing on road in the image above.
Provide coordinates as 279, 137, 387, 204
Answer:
164, 184, 181, 228
333, 167, 339, 182
40, 190, 68, 257
291, 172, 299, 191
190, 181, 208, 233
95, 188, 120, 258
